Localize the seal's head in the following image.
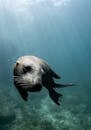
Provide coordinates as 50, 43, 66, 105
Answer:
14, 56, 43, 94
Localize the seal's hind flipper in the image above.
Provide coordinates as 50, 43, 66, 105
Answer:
54, 83, 76, 88
48, 88, 62, 105
17, 88, 28, 101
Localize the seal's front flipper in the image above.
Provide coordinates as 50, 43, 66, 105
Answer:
50, 69, 61, 79
48, 88, 62, 105
17, 87, 28, 101
55, 83, 76, 88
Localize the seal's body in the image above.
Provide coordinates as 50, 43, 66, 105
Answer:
13, 55, 75, 105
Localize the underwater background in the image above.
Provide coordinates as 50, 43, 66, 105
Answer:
0, 0, 91, 130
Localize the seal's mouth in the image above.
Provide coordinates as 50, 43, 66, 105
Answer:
14, 77, 42, 92
28, 84, 42, 92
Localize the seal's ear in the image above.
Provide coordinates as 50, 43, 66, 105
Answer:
13, 61, 19, 69
13, 61, 20, 76
41, 63, 49, 75
16, 62, 19, 66
41, 68, 45, 75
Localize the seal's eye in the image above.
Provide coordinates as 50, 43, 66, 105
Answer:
23, 66, 32, 74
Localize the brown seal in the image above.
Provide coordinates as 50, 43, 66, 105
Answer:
13, 55, 75, 105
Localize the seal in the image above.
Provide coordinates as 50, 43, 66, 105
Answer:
13, 55, 75, 105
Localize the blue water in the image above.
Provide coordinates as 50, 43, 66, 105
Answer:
0, 0, 91, 130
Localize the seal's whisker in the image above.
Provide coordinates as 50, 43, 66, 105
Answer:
15, 81, 30, 86
14, 78, 26, 81
15, 81, 28, 85
12, 77, 21, 80
18, 83, 29, 85
17, 84, 30, 87
15, 80, 29, 84
14, 78, 22, 80
18, 84, 29, 87
13, 75, 22, 78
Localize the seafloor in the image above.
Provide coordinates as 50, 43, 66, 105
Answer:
0, 83, 91, 130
